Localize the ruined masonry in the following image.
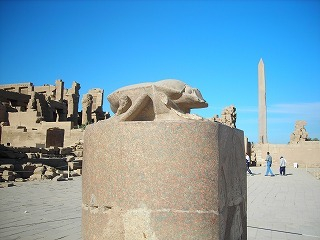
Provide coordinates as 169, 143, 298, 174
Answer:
0, 80, 109, 148
0, 80, 107, 185
211, 105, 237, 128
290, 120, 309, 144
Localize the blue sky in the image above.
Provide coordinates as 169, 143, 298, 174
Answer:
0, 0, 319, 144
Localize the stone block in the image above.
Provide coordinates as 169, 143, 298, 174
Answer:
16, 152, 27, 159
82, 121, 246, 240
2, 174, 15, 181
29, 173, 43, 180
45, 166, 55, 172
2, 170, 13, 175
33, 166, 46, 174
73, 150, 83, 157
0, 164, 14, 171
66, 155, 75, 162
70, 171, 81, 177
53, 174, 66, 181
60, 147, 72, 155
47, 148, 56, 154
26, 153, 36, 159
21, 164, 36, 178
15, 178, 26, 182
44, 170, 57, 179
55, 169, 64, 175
1, 151, 17, 159
68, 161, 80, 170
16, 147, 31, 153
29, 147, 40, 153
40, 148, 49, 154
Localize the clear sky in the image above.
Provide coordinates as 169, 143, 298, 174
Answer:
0, 0, 319, 144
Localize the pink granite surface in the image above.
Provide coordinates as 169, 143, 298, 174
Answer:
82, 120, 246, 240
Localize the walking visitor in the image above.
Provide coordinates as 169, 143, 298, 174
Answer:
246, 153, 253, 175
279, 156, 287, 175
265, 151, 275, 176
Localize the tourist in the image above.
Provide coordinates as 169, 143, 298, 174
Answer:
246, 153, 253, 175
265, 152, 275, 176
279, 156, 287, 176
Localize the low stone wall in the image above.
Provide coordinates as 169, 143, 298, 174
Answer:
1, 126, 45, 147
255, 141, 320, 168
1, 124, 84, 148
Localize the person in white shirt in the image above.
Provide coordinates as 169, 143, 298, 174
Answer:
246, 153, 253, 175
279, 156, 287, 176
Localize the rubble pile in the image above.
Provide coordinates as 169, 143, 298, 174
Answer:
0, 143, 83, 187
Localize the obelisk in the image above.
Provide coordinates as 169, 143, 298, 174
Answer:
258, 58, 267, 143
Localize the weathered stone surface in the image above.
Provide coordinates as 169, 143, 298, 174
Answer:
21, 163, 36, 178
68, 161, 81, 170
44, 166, 57, 179
29, 173, 44, 180
82, 94, 93, 125
2, 175, 15, 181
211, 105, 237, 128
66, 155, 75, 162
16, 147, 31, 153
45, 172, 55, 178
73, 150, 83, 157
0, 149, 26, 159
66, 81, 80, 126
60, 147, 72, 155
0, 164, 14, 171
70, 171, 81, 177
258, 58, 268, 143
88, 88, 105, 123
0, 80, 104, 148
107, 79, 208, 121
2, 170, 13, 175
15, 178, 26, 182
34, 166, 46, 174
254, 142, 320, 167
40, 148, 49, 154
29, 147, 40, 153
82, 120, 246, 240
290, 120, 309, 144
53, 174, 67, 181
26, 153, 37, 158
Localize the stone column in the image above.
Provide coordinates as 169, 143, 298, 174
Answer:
55, 79, 64, 102
67, 81, 80, 127
81, 94, 93, 125
258, 58, 268, 143
82, 120, 247, 240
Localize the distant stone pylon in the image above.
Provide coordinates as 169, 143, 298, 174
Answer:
258, 58, 268, 143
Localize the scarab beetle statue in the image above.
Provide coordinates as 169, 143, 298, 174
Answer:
107, 79, 208, 121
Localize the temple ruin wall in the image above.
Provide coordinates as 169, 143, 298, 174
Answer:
1, 121, 84, 148
255, 142, 320, 168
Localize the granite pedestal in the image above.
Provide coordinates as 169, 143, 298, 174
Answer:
82, 120, 246, 240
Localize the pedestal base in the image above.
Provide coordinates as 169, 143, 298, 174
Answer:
82, 120, 246, 240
